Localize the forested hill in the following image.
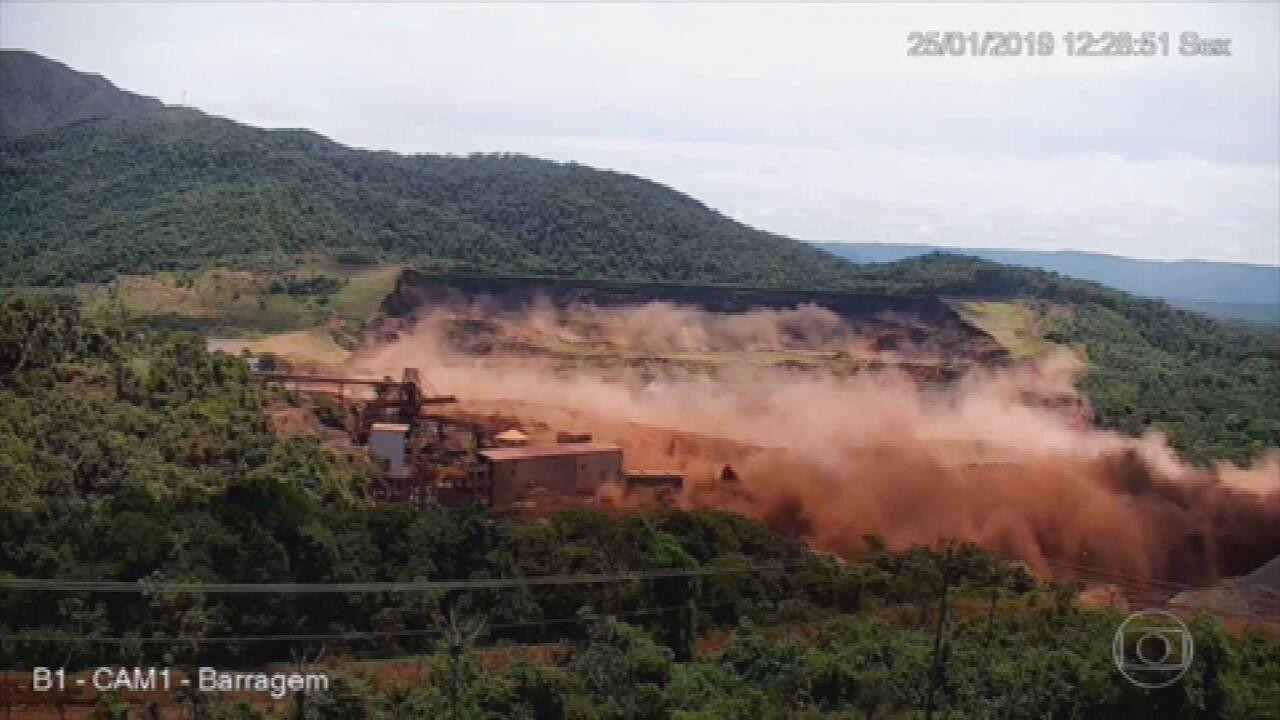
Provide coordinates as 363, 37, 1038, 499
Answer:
1, 52, 1278, 465
817, 243, 1279, 305
842, 256, 1280, 464
5, 296, 1275, 719
0, 49, 164, 140
0, 101, 854, 289
817, 242, 1280, 326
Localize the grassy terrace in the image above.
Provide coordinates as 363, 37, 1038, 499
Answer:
952, 300, 1053, 360
77, 261, 403, 333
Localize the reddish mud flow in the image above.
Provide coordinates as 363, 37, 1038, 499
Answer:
353, 301, 1280, 585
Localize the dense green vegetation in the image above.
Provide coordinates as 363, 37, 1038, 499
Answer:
1045, 301, 1280, 464
0, 294, 369, 503
2, 96, 1277, 464
3, 52, 1278, 719
832, 255, 1280, 466
0, 110, 855, 290
2, 295, 1279, 719
0, 294, 902, 662
286, 611, 1279, 720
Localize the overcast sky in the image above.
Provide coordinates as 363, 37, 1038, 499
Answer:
2, 2, 1277, 265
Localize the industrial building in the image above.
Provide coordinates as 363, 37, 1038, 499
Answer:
253, 366, 673, 510
479, 443, 624, 505
368, 422, 411, 478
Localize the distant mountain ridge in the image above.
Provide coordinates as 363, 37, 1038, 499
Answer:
816, 243, 1278, 304
816, 243, 1280, 325
0, 49, 164, 140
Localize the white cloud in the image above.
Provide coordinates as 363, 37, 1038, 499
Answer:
539, 135, 1277, 263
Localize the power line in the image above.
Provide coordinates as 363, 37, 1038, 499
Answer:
0, 595, 808, 646
1035, 557, 1280, 622
5, 567, 1275, 650
1042, 556, 1280, 599
0, 561, 811, 595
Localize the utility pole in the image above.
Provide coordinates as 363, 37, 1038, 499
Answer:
986, 563, 1004, 643
923, 544, 955, 720
440, 608, 484, 720
292, 643, 325, 720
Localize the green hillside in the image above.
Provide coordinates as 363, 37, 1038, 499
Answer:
2, 52, 1279, 716
0, 108, 856, 289
2, 296, 1277, 720
817, 242, 1280, 309
1, 52, 1276, 466
838, 255, 1280, 464
0, 49, 164, 140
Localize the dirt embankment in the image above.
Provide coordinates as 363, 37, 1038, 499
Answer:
349, 285, 1280, 589
382, 272, 1007, 370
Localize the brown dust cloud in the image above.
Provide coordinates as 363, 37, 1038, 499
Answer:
351, 300, 1280, 586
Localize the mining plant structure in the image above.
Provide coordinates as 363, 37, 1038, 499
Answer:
252, 367, 682, 511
